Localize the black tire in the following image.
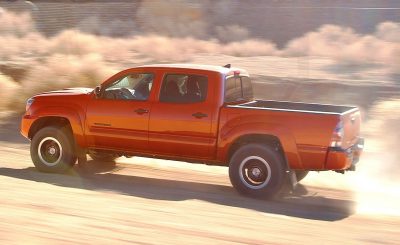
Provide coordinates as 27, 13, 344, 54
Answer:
229, 143, 287, 199
30, 126, 77, 173
89, 152, 118, 162
295, 170, 309, 182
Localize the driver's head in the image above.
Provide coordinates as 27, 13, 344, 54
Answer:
127, 74, 139, 87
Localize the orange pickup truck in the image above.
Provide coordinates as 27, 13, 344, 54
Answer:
21, 64, 364, 198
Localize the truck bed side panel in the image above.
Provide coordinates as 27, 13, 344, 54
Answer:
217, 106, 340, 169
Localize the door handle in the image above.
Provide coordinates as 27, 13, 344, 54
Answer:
94, 123, 111, 127
192, 112, 207, 119
134, 108, 149, 115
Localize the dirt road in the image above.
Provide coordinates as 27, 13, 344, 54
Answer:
0, 114, 399, 244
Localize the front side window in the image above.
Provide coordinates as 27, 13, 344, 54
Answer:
103, 73, 154, 101
225, 75, 254, 103
159, 74, 208, 103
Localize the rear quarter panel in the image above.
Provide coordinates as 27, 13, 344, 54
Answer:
217, 107, 340, 169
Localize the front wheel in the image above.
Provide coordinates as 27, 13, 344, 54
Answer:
30, 126, 77, 173
229, 143, 287, 199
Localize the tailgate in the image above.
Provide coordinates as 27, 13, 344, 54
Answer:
340, 108, 361, 149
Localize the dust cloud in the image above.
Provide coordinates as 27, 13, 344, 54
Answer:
284, 23, 400, 74
303, 98, 400, 216
355, 99, 400, 216
0, 73, 20, 110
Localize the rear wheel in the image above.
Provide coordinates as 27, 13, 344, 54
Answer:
31, 126, 77, 173
229, 143, 287, 199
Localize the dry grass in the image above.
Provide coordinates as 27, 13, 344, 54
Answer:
0, 73, 21, 109
0, 9, 399, 112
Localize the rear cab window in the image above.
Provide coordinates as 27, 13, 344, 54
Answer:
224, 75, 254, 103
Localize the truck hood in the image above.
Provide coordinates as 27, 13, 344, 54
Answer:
36, 87, 94, 97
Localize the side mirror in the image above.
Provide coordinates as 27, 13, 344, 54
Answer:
94, 86, 102, 99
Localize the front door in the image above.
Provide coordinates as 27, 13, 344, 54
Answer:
85, 72, 154, 152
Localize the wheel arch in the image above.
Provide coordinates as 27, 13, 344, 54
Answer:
218, 122, 303, 169
28, 116, 72, 139
227, 134, 288, 168
28, 110, 85, 150
228, 134, 282, 159
27, 103, 86, 145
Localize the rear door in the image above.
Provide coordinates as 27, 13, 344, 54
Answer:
148, 72, 215, 159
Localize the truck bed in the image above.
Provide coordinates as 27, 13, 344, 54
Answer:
235, 100, 357, 114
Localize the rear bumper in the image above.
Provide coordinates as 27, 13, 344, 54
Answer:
325, 138, 364, 170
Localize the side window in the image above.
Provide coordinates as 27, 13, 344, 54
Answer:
159, 74, 208, 103
104, 73, 154, 101
241, 76, 253, 99
225, 76, 254, 103
225, 76, 242, 103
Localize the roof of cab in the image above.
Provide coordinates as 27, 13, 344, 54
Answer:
137, 64, 248, 76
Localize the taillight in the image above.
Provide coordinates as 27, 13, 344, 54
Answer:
330, 120, 344, 148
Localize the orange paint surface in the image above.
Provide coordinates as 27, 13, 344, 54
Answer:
21, 65, 363, 170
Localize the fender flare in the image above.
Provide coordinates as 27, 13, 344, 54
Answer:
30, 106, 85, 147
217, 122, 303, 169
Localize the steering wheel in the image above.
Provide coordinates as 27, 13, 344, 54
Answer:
119, 87, 135, 100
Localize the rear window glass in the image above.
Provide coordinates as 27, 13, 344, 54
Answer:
160, 74, 208, 103
225, 76, 254, 103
